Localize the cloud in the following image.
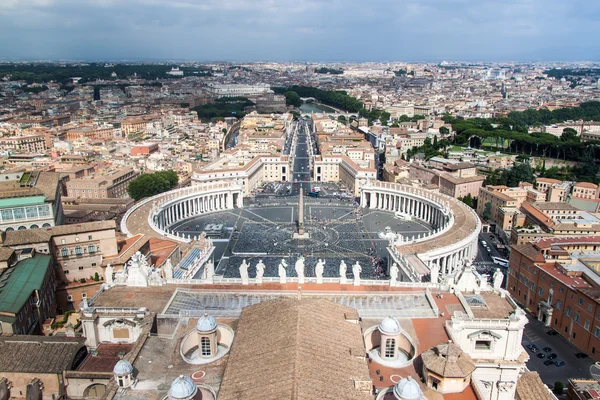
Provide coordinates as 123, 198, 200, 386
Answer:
0, 0, 598, 61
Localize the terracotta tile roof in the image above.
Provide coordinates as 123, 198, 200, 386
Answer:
0, 335, 86, 373
515, 371, 554, 400
421, 342, 475, 378
218, 298, 372, 400
2, 220, 116, 246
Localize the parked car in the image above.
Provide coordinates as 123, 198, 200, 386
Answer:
554, 361, 566, 367
543, 360, 555, 366
576, 353, 589, 359
548, 353, 557, 360
543, 347, 552, 353
537, 353, 546, 359
547, 330, 559, 336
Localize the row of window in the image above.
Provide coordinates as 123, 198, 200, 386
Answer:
0, 205, 51, 222
61, 244, 97, 257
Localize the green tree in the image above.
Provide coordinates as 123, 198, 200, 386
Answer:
94, 272, 100, 282
482, 202, 492, 221
127, 170, 179, 201
283, 91, 302, 107
561, 127, 579, 142
439, 126, 450, 135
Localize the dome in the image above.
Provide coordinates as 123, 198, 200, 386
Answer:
393, 376, 424, 400
379, 316, 402, 336
168, 375, 198, 400
195, 314, 217, 333
113, 359, 133, 375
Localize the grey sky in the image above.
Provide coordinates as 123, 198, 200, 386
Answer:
1, 0, 599, 61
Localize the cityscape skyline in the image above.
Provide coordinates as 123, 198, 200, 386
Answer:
1, 0, 600, 62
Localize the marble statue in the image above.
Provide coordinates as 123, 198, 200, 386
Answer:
126, 251, 151, 287
430, 262, 440, 283
105, 264, 114, 285
390, 263, 399, 286
352, 262, 362, 286
255, 259, 265, 284
295, 256, 305, 284
278, 259, 288, 284
315, 259, 325, 284
163, 259, 173, 280
147, 266, 165, 286
204, 259, 215, 283
339, 260, 347, 284
239, 259, 249, 285
493, 268, 504, 290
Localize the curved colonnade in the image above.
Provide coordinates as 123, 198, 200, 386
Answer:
122, 180, 481, 284
360, 181, 481, 282
121, 181, 244, 243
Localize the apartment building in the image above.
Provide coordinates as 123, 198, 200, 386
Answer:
508, 236, 600, 361
66, 126, 114, 141
477, 184, 543, 231
65, 167, 139, 199
0, 135, 47, 153
572, 182, 599, 200
121, 119, 147, 136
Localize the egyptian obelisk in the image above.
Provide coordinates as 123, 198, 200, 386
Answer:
294, 183, 309, 239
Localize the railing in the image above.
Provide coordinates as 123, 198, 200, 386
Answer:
165, 275, 444, 289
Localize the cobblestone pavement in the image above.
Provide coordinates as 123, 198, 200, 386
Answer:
173, 198, 432, 278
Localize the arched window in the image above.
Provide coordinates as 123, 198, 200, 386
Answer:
75, 246, 82, 256
88, 244, 95, 253
17, 226, 26, 230
61, 248, 68, 257
42, 223, 51, 228
385, 338, 396, 358
30, 224, 39, 229
200, 336, 211, 357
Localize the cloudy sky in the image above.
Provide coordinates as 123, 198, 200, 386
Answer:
1, 0, 599, 62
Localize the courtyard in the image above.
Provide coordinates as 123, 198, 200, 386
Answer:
171, 196, 432, 279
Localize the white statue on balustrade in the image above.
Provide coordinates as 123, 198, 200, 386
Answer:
105, 264, 114, 285
389, 263, 399, 287
204, 259, 215, 283
147, 266, 165, 286
315, 259, 325, 284
239, 259, 249, 285
163, 259, 173, 280
295, 256, 305, 284
352, 262, 362, 286
339, 260, 347, 284
278, 259, 288, 284
126, 251, 151, 287
493, 268, 504, 290
430, 262, 440, 283
255, 259, 265, 284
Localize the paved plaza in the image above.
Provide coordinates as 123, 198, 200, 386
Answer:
163, 289, 437, 319
171, 197, 432, 279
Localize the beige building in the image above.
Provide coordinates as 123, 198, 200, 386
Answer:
66, 167, 139, 199
2, 221, 119, 282
192, 150, 290, 195
572, 182, 599, 200
67, 126, 114, 141
0, 134, 47, 153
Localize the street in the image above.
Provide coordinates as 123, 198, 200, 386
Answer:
522, 314, 595, 387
